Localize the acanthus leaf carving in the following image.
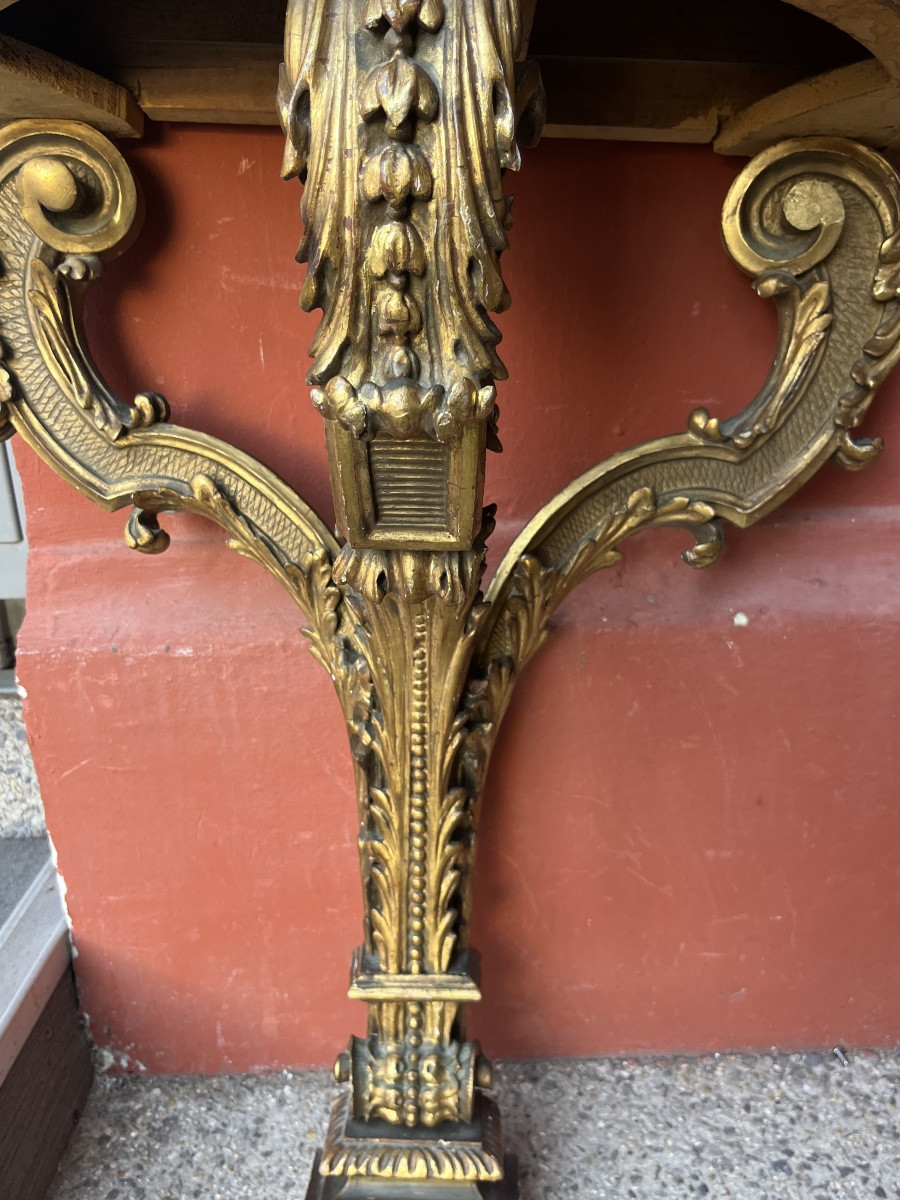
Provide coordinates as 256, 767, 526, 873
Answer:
444, 137, 900, 978
360, 51, 440, 131
0, 122, 342, 648
281, 0, 542, 410
1, 15, 900, 1191
28, 257, 169, 441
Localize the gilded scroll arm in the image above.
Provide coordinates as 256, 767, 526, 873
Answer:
0, 120, 344, 644
435, 139, 900, 948
479, 138, 900, 675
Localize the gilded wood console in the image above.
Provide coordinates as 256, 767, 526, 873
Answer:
0, 3, 898, 1196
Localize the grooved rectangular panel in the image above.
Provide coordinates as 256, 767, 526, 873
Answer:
369, 438, 450, 532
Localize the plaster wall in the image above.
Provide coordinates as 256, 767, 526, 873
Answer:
15, 125, 900, 1074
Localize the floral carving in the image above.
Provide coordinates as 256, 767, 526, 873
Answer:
3, 61, 900, 1200
364, 1036, 471, 1126
312, 372, 495, 442
360, 52, 439, 132
370, 221, 426, 277
364, 0, 446, 33
280, 0, 541, 409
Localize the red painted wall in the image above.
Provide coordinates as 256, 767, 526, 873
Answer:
16, 125, 900, 1074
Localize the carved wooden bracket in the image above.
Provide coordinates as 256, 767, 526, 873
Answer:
1, 4, 899, 1198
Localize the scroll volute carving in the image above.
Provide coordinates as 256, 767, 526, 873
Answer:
279, 0, 543, 550
2, 2, 900, 1193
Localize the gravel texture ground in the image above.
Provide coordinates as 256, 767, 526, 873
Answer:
47, 1050, 900, 1199
0, 696, 44, 838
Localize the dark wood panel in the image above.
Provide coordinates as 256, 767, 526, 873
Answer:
0, 969, 94, 1200
0, 0, 285, 64
529, 0, 868, 69
538, 56, 811, 141
0, 0, 870, 74
0, 0, 885, 143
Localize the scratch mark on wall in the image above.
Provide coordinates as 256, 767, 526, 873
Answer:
624, 864, 675, 900
57, 757, 94, 782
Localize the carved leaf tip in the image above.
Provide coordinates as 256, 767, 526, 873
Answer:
687, 407, 723, 442
277, 62, 310, 182
125, 508, 171, 555
874, 229, 900, 300
682, 521, 725, 569
360, 55, 439, 131
834, 430, 884, 471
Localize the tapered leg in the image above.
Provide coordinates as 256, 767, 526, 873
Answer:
279, 3, 541, 1193
0, 7, 899, 1198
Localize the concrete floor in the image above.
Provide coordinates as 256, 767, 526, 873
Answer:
46, 1050, 900, 1199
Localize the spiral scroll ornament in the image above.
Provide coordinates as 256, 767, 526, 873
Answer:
0, 41, 898, 1200
442, 139, 900, 959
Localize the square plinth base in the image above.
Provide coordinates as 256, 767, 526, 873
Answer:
305, 1152, 518, 1200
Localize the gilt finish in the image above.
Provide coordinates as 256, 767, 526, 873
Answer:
0, 3, 898, 1198
277, 3, 541, 1186
279, 0, 541, 553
